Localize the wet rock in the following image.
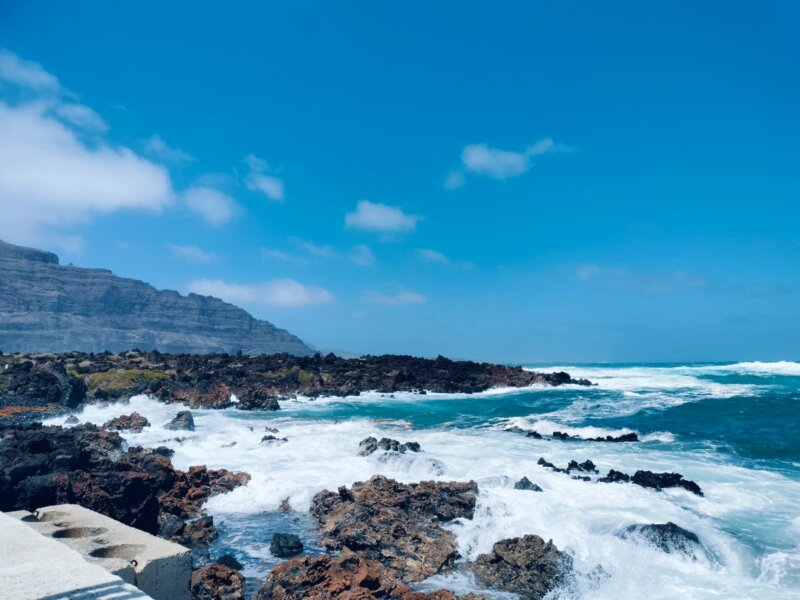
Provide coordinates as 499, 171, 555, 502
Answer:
514, 477, 543, 492
631, 470, 703, 496
261, 434, 288, 444
567, 460, 598, 474
278, 497, 292, 512
191, 562, 246, 600
620, 522, 701, 556
597, 469, 630, 483
526, 431, 543, 439
586, 432, 639, 442
237, 386, 281, 411
102, 412, 150, 432
470, 534, 573, 600
310, 475, 478, 581
64, 415, 79, 424
179, 515, 219, 547
270, 532, 304, 558
165, 410, 195, 431
217, 553, 243, 571
358, 436, 422, 456
158, 513, 185, 539
255, 550, 485, 600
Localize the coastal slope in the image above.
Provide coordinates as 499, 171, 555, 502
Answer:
0, 240, 312, 356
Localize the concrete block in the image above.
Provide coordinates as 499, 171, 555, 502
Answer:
0, 511, 150, 599
11, 504, 191, 600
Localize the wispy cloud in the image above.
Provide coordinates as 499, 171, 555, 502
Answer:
188, 278, 334, 307
146, 134, 194, 163
291, 237, 335, 258
349, 244, 375, 267
576, 264, 708, 295
416, 248, 449, 264
345, 200, 419, 233
364, 289, 427, 306
244, 154, 284, 201
445, 138, 569, 189
53, 103, 108, 133
0, 49, 59, 91
167, 244, 217, 263
182, 187, 237, 226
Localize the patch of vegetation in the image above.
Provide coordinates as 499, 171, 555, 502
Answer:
86, 369, 169, 391
261, 366, 316, 385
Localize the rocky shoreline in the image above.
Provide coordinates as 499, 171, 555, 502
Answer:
0, 350, 592, 424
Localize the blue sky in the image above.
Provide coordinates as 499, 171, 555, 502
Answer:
1, 2, 798, 361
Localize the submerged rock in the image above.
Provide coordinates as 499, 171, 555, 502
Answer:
165, 410, 195, 431
358, 436, 422, 456
271, 532, 304, 558
256, 550, 485, 600
191, 562, 246, 600
179, 515, 219, 547
597, 469, 630, 483
102, 412, 150, 432
310, 475, 478, 581
514, 476, 543, 492
470, 534, 573, 599
217, 553, 244, 571
64, 415, 79, 425
261, 434, 288, 444
620, 522, 701, 556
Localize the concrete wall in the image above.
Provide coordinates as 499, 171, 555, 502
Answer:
7, 505, 191, 600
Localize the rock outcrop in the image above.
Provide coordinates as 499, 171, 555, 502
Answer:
165, 410, 195, 431
310, 475, 478, 581
102, 412, 150, 432
0, 239, 312, 356
191, 562, 246, 600
619, 522, 701, 556
271, 532, 304, 558
470, 535, 572, 599
0, 423, 248, 539
0, 350, 591, 421
255, 551, 485, 600
358, 436, 421, 456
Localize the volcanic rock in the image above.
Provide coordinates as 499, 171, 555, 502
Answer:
271, 532, 304, 558
310, 475, 477, 581
514, 477, 543, 492
470, 535, 573, 599
631, 470, 703, 496
620, 522, 701, 556
358, 436, 422, 456
165, 410, 195, 431
191, 562, 246, 600
102, 412, 150, 432
255, 550, 485, 600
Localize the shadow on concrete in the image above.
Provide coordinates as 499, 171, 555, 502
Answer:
38, 580, 150, 600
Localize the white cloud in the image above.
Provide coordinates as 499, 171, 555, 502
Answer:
182, 186, 237, 226
188, 278, 334, 307
0, 49, 59, 91
167, 244, 217, 263
261, 247, 308, 265
291, 237, 335, 258
244, 153, 285, 201
416, 248, 449, 264
53, 103, 108, 132
576, 264, 707, 295
146, 134, 194, 163
446, 138, 569, 188
364, 289, 427, 306
345, 200, 418, 233
0, 101, 173, 247
349, 244, 375, 267
443, 170, 465, 190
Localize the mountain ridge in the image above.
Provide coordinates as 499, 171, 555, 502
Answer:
0, 240, 313, 356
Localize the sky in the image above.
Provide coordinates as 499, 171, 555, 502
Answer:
0, 1, 798, 362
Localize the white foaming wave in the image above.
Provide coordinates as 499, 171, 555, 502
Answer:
758, 549, 800, 587
723, 361, 800, 376
499, 418, 675, 444
51, 394, 800, 598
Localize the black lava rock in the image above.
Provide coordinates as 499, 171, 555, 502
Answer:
271, 532, 304, 558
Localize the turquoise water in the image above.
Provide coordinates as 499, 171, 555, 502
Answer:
58, 361, 800, 598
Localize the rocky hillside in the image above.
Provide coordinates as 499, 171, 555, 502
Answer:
0, 240, 312, 356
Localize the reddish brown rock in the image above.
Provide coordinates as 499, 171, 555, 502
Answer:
172, 380, 232, 409
191, 562, 246, 600
102, 412, 150, 432
255, 551, 485, 600
310, 475, 477, 582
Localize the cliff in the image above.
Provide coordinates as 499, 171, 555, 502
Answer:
0, 240, 312, 356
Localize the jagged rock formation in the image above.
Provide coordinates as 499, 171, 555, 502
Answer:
0, 240, 312, 355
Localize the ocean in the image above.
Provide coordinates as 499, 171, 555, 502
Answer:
50, 361, 800, 599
